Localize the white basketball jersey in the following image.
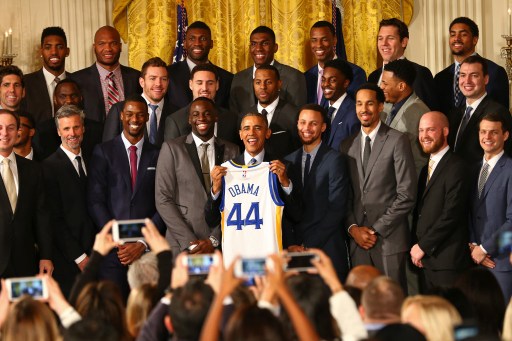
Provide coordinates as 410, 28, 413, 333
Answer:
220, 161, 284, 266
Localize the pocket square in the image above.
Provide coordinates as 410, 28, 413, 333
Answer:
147, 167, 156, 171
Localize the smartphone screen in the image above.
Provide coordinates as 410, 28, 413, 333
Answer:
187, 254, 215, 275
286, 252, 318, 271
8, 278, 46, 300
241, 258, 266, 276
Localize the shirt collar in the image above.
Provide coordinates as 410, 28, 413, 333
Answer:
121, 132, 144, 151
483, 150, 505, 167
303, 141, 322, 158
96, 63, 121, 79
257, 97, 279, 114
252, 60, 275, 78
191, 133, 215, 148
465, 93, 487, 112
186, 58, 210, 72
391, 92, 412, 113
0, 151, 16, 164
42, 67, 66, 87
430, 145, 450, 162
330, 92, 348, 109
317, 54, 337, 72
244, 149, 265, 164
60, 144, 82, 160
141, 92, 165, 108
362, 120, 381, 141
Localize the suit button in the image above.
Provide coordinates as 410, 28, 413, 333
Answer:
363, 211, 367, 215
419, 214, 421, 218
363, 190, 368, 194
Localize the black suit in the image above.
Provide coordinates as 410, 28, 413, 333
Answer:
21, 69, 71, 124
166, 60, 233, 109
69, 64, 141, 122
102, 99, 179, 147
0, 155, 51, 277
368, 60, 438, 111
42, 148, 95, 297
448, 96, 512, 164
413, 150, 471, 290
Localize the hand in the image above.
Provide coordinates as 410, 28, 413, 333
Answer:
410, 243, 425, 268
218, 257, 243, 299
93, 220, 119, 256
287, 245, 306, 252
44, 274, 70, 315
205, 250, 224, 294
171, 253, 189, 290
211, 166, 227, 195
0, 279, 10, 329
269, 160, 290, 187
117, 242, 145, 265
480, 256, 496, 269
265, 254, 287, 290
77, 256, 89, 272
39, 259, 54, 275
189, 239, 215, 254
307, 248, 343, 293
141, 218, 170, 254
350, 226, 377, 250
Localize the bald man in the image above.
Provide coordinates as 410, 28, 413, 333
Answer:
345, 265, 382, 290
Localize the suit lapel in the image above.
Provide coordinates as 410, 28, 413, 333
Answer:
329, 98, 348, 144
479, 154, 506, 202
391, 94, 416, 129
185, 134, 205, 190
133, 142, 153, 196
214, 139, 226, 166
0, 158, 14, 217
352, 132, 364, 185
114, 137, 133, 193
462, 97, 488, 142
422, 151, 450, 199
305, 143, 327, 189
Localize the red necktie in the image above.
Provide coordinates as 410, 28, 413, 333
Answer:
129, 145, 137, 189
107, 72, 120, 112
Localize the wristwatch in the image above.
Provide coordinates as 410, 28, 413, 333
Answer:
209, 236, 219, 248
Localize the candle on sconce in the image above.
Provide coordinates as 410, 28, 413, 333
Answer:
509, 8, 511, 36
3, 32, 7, 56
7, 28, 12, 55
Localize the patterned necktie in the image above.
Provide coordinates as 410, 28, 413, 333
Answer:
148, 104, 159, 145
129, 146, 138, 190
2, 158, 17, 212
478, 162, 490, 199
362, 136, 371, 175
454, 64, 462, 107
455, 106, 472, 151
249, 158, 257, 165
107, 72, 120, 112
303, 153, 311, 186
386, 106, 398, 125
317, 68, 324, 105
200, 143, 211, 192
427, 158, 435, 183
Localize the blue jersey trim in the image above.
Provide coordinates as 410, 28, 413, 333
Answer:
268, 172, 285, 206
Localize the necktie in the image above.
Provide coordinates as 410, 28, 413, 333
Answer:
427, 158, 435, 183
454, 64, 462, 107
303, 153, 311, 186
148, 104, 158, 145
249, 158, 257, 165
54, 76, 61, 85
317, 68, 324, 105
478, 162, 490, 199
129, 146, 138, 190
455, 106, 472, 151
200, 143, 211, 192
107, 72, 120, 112
75, 156, 86, 178
386, 106, 398, 125
362, 136, 371, 175
2, 158, 17, 212
327, 106, 336, 123
261, 109, 268, 116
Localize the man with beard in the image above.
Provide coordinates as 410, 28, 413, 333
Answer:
13, 113, 38, 160
284, 104, 350, 280
412, 111, 471, 291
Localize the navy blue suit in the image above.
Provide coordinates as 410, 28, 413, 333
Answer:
469, 154, 512, 299
305, 61, 367, 104
324, 96, 360, 150
284, 143, 350, 280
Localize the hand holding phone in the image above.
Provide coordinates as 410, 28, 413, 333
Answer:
5, 277, 48, 301
112, 219, 146, 243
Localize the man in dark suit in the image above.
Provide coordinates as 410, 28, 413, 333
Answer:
448, 55, 512, 164
167, 21, 233, 110
69, 26, 141, 122
412, 111, 471, 291
229, 26, 307, 115
156, 97, 238, 258
13, 113, 41, 161
87, 94, 164, 299
0, 66, 25, 112
305, 20, 366, 103
21, 26, 70, 124
321, 59, 360, 149
164, 64, 238, 145
0, 109, 52, 278
42, 104, 95, 297
368, 18, 438, 111
247, 65, 300, 159
340, 83, 416, 291
284, 104, 350, 281
103, 57, 178, 147
469, 113, 512, 300
434, 17, 509, 114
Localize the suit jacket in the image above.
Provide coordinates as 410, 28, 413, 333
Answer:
469, 154, 512, 272
284, 143, 350, 279
448, 96, 512, 164
21, 69, 71, 124
0, 155, 51, 276
87, 135, 164, 231
69, 64, 141, 122
369, 59, 439, 111
163, 104, 239, 145
102, 99, 179, 147
305, 61, 367, 104
326, 95, 360, 150
434, 56, 509, 115
166, 60, 233, 109
381, 92, 429, 176
413, 150, 471, 270
340, 124, 417, 255
247, 100, 301, 159
229, 60, 307, 114
156, 133, 239, 252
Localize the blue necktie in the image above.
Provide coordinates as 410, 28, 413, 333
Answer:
303, 153, 311, 186
454, 64, 462, 107
454, 106, 472, 151
149, 104, 158, 145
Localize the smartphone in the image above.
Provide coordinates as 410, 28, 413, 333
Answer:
112, 219, 146, 242
183, 254, 218, 275
285, 252, 319, 272
234, 257, 267, 278
5, 277, 48, 301
498, 230, 512, 254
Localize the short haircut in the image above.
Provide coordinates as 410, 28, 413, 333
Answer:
480, 112, 510, 133
189, 96, 217, 113
0, 65, 24, 87
460, 54, 488, 76
0, 109, 20, 129
18, 112, 35, 129
55, 78, 81, 93
127, 252, 159, 289
123, 93, 148, 111
140, 57, 167, 78
250, 26, 276, 42
63, 318, 119, 341
190, 63, 219, 81
41, 26, 67, 45
362, 276, 404, 320
383, 59, 416, 87
324, 59, 354, 83
240, 112, 268, 129
379, 18, 409, 40
54, 104, 85, 129
356, 83, 386, 103
311, 20, 335, 35
299, 103, 328, 124
187, 21, 211, 35
450, 17, 479, 37
255, 64, 280, 80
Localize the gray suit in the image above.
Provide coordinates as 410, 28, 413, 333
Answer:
229, 60, 307, 114
381, 92, 430, 176
340, 123, 416, 288
155, 133, 239, 256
